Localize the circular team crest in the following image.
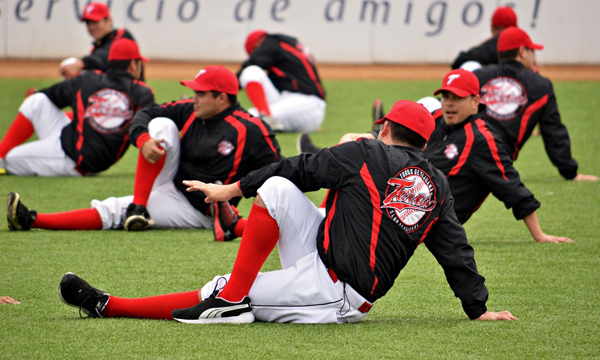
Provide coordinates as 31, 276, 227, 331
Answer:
480, 77, 528, 121
444, 143, 459, 159
85, 88, 133, 134
382, 167, 437, 233
218, 140, 235, 156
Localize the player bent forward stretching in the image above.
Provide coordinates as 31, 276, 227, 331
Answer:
7, 66, 281, 240
58, 100, 516, 323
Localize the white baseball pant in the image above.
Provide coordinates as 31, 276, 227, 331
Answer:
417, 97, 442, 113
239, 65, 326, 133
91, 118, 212, 230
200, 176, 373, 324
5, 93, 82, 176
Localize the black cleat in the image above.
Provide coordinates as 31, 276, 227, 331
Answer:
372, 99, 385, 132
210, 183, 241, 242
7, 192, 36, 231
123, 203, 154, 231
58, 272, 109, 318
296, 133, 321, 154
172, 290, 254, 324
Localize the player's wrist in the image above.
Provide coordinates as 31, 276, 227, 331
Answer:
135, 133, 152, 148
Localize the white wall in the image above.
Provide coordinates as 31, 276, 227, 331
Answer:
0, 0, 598, 64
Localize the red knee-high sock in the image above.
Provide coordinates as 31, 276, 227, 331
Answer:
104, 290, 200, 319
245, 82, 271, 115
218, 204, 279, 302
234, 218, 247, 237
0, 113, 34, 158
32, 209, 102, 230
132, 148, 166, 206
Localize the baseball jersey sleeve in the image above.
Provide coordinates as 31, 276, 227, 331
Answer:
538, 83, 579, 179
423, 195, 489, 320
240, 141, 366, 198
471, 121, 540, 220
129, 100, 193, 147
238, 38, 278, 73
39, 76, 83, 109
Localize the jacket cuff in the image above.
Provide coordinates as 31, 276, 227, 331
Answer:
135, 133, 152, 149
465, 302, 487, 320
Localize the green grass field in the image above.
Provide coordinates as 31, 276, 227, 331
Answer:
1, 76, 599, 359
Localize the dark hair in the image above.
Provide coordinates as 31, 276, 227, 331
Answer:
107, 59, 137, 70
498, 48, 519, 62
210, 90, 237, 105
388, 121, 427, 149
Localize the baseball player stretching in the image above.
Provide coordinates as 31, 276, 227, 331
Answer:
57, 101, 516, 324
452, 6, 517, 72
0, 39, 153, 179
238, 30, 326, 132
298, 70, 573, 244
60, 2, 144, 81
473, 27, 597, 181
7, 66, 281, 238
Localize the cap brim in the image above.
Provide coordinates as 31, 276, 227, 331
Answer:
433, 86, 471, 97
528, 43, 544, 50
81, 15, 106, 22
180, 80, 211, 92
374, 117, 386, 125
141, 56, 150, 63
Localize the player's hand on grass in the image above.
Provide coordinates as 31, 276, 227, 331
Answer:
141, 138, 166, 164
572, 173, 599, 181
475, 310, 517, 321
0, 296, 20, 304
183, 180, 242, 203
534, 233, 574, 243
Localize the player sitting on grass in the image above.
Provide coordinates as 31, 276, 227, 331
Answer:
7, 66, 281, 240
58, 100, 516, 323
299, 69, 573, 243
238, 30, 326, 132
0, 39, 154, 177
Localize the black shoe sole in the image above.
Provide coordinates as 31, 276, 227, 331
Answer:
124, 215, 154, 231
7, 192, 20, 231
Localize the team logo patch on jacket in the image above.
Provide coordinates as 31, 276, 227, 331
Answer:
480, 77, 528, 121
382, 167, 436, 233
85, 88, 133, 134
444, 143, 459, 159
218, 140, 235, 156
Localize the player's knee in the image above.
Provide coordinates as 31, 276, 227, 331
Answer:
416, 97, 442, 113
239, 65, 267, 88
258, 176, 298, 205
254, 194, 266, 208
148, 117, 179, 148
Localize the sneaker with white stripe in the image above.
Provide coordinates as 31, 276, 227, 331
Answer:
172, 290, 254, 324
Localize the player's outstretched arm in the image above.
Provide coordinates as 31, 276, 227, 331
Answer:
0, 296, 20, 304
475, 310, 518, 321
183, 180, 242, 203
573, 173, 599, 181
523, 212, 574, 243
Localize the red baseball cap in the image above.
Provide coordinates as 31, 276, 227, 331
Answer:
497, 27, 544, 52
434, 69, 480, 98
108, 39, 149, 62
181, 66, 239, 95
245, 30, 267, 55
81, 2, 110, 22
491, 6, 517, 28
374, 100, 435, 142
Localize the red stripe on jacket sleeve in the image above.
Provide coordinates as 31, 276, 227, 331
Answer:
75, 90, 85, 152
223, 115, 247, 184
475, 119, 508, 181
323, 190, 339, 253
180, 112, 197, 139
279, 42, 325, 98
359, 163, 382, 272
233, 110, 279, 159
447, 122, 474, 177
514, 94, 549, 158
